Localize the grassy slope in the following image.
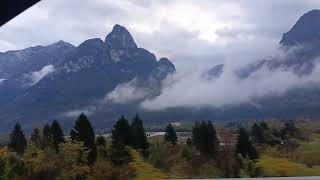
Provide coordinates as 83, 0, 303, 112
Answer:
130, 150, 167, 180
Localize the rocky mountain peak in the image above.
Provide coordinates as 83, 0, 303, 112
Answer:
105, 24, 138, 49
158, 58, 175, 70
280, 9, 320, 46
50, 40, 75, 49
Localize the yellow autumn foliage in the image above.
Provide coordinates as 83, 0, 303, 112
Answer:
130, 149, 167, 180
257, 155, 320, 177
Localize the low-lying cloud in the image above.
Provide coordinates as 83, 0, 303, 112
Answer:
105, 78, 151, 104
27, 65, 55, 85
140, 46, 320, 111
61, 107, 97, 118
0, 78, 6, 85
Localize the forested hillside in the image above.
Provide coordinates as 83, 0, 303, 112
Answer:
0, 114, 319, 179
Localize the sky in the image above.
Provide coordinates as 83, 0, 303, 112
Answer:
2, 0, 320, 111
1, 0, 320, 67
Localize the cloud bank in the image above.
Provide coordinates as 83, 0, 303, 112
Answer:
140, 46, 320, 110
0, 79, 6, 85
61, 109, 96, 118
27, 65, 55, 85
1, 0, 320, 113
1, 0, 320, 70
105, 78, 152, 104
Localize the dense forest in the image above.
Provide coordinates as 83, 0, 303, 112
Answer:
0, 113, 320, 179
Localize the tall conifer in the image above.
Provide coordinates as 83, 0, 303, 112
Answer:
164, 124, 177, 145
131, 114, 149, 154
8, 123, 27, 154
70, 113, 96, 163
51, 120, 65, 152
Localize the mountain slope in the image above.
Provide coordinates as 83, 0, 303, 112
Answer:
280, 9, 320, 46
0, 25, 175, 131
0, 41, 75, 107
1, 9, 320, 132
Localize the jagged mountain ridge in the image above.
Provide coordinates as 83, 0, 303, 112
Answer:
201, 9, 320, 121
280, 9, 320, 46
1, 9, 320, 132
0, 41, 75, 107
0, 25, 175, 131
207, 9, 320, 78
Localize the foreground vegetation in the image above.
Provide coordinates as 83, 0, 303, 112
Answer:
0, 114, 319, 179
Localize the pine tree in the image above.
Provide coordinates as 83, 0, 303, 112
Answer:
236, 127, 258, 160
110, 116, 132, 165
207, 121, 219, 158
164, 124, 177, 145
70, 113, 96, 163
69, 129, 77, 142
110, 140, 131, 166
111, 115, 131, 146
8, 123, 27, 154
186, 137, 192, 147
131, 114, 149, 152
51, 120, 65, 152
96, 135, 106, 147
42, 123, 53, 149
251, 123, 263, 143
96, 135, 108, 159
191, 121, 201, 148
30, 128, 42, 148
71, 113, 95, 148
280, 120, 301, 139
191, 121, 219, 158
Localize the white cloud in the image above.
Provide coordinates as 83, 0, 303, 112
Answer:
1, 0, 320, 112
0, 79, 6, 84
141, 47, 320, 110
27, 65, 55, 85
1, 0, 320, 69
61, 107, 97, 118
105, 78, 151, 104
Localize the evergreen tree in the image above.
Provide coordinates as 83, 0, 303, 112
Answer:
259, 121, 269, 130
110, 140, 131, 166
207, 121, 219, 158
131, 114, 149, 153
96, 135, 106, 147
164, 124, 177, 145
70, 113, 96, 163
111, 115, 131, 146
186, 137, 192, 147
96, 135, 108, 159
191, 121, 201, 148
191, 121, 219, 158
30, 128, 42, 148
110, 116, 132, 165
42, 123, 53, 149
236, 127, 258, 160
251, 123, 263, 143
280, 120, 301, 139
51, 120, 65, 152
8, 123, 27, 154
70, 113, 95, 148
69, 129, 77, 142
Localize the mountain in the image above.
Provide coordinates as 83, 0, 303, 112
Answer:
1, 9, 320, 132
203, 9, 320, 121
237, 9, 320, 77
280, 9, 320, 46
0, 25, 175, 131
0, 41, 75, 107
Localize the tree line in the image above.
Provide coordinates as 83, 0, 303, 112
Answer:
3, 113, 304, 179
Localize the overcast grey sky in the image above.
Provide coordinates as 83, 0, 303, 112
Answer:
0, 0, 320, 67
2, 0, 320, 111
